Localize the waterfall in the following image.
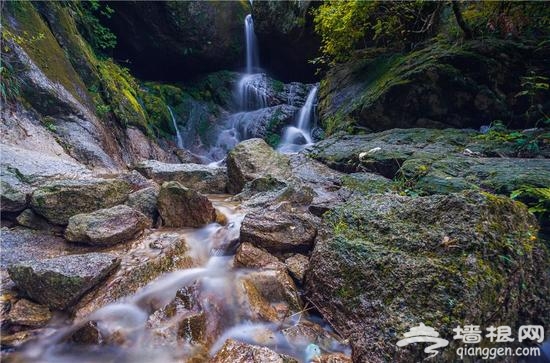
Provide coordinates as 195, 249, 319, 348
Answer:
244, 14, 259, 74
168, 106, 183, 149
278, 86, 318, 153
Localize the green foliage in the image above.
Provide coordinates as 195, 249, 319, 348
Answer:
476, 121, 548, 156
515, 71, 550, 125
312, 1, 439, 63
511, 186, 550, 219
70, 0, 116, 53
462, 2, 550, 38
42, 116, 57, 132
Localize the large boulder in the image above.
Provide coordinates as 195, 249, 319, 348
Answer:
226, 138, 292, 194
134, 160, 227, 194
30, 178, 131, 225
157, 181, 216, 228
240, 210, 317, 254
318, 40, 550, 133
64, 205, 149, 246
305, 191, 550, 361
8, 253, 120, 311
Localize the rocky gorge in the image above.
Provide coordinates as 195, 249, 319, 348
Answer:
1, 1, 550, 363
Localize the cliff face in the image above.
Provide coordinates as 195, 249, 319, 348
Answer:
1, 1, 179, 174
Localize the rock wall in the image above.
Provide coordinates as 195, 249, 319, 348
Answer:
319, 40, 550, 134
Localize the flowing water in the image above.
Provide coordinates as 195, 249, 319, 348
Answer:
168, 106, 184, 149
278, 86, 318, 153
244, 14, 259, 75
14, 198, 349, 362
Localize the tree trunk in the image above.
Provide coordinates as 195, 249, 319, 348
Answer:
452, 1, 474, 39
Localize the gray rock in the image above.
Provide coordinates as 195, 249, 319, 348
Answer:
15, 209, 55, 231
157, 181, 216, 228
227, 138, 292, 194
284, 254, 309, 282
64, 205, 149, 246
134, 160, 227, 194
125, 186, 159, 224
8, 253, 120, 310
30, 178, 131, 225
240, 210, 317, 254
0, 168, 32, 213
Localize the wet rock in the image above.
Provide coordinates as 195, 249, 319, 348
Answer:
305, 191, 550, 362
135, 160, 227, 194
65, 205, 149, 246
74, 230, 195, 318
157, 181, 216, 228
222, 104, 298, 140
314, 353, 352, 363
282, 320, 348, 355
211, 339, 299, 363
226, 138, 292, 194
284, 254, 309, 282
7, 298, 52, 327
8, 253, 120, 310
234, 242, 285, 270
30, 178, 131, 225
240, 269, 303, 323
125, 186, 160, 224
16, 209, 54, 231
240, 210, 317, 254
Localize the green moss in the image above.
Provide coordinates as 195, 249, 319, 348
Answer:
97, 59, 148, 131
4, 1, 89, 104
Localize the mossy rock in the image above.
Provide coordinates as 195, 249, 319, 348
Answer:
318, 39, 549, 133
306, 191, 550, 361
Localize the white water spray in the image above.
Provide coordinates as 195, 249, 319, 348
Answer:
278, 86, 318, 153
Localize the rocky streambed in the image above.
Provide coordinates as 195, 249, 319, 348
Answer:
1, 130, 550, 362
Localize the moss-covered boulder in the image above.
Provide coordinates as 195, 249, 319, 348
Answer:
30, 178, 131, 225
8, 253, 120, 311
319, 40, 550, 134
227, 138, 292, 194
305, 191, 550, 361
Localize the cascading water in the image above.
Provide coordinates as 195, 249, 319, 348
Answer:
244, 14, 259, 75
168, 106, 183, 149
278, 86, 318, 153
13, 198, 349, 362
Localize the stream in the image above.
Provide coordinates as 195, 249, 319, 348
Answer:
14, 197, 350, 362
